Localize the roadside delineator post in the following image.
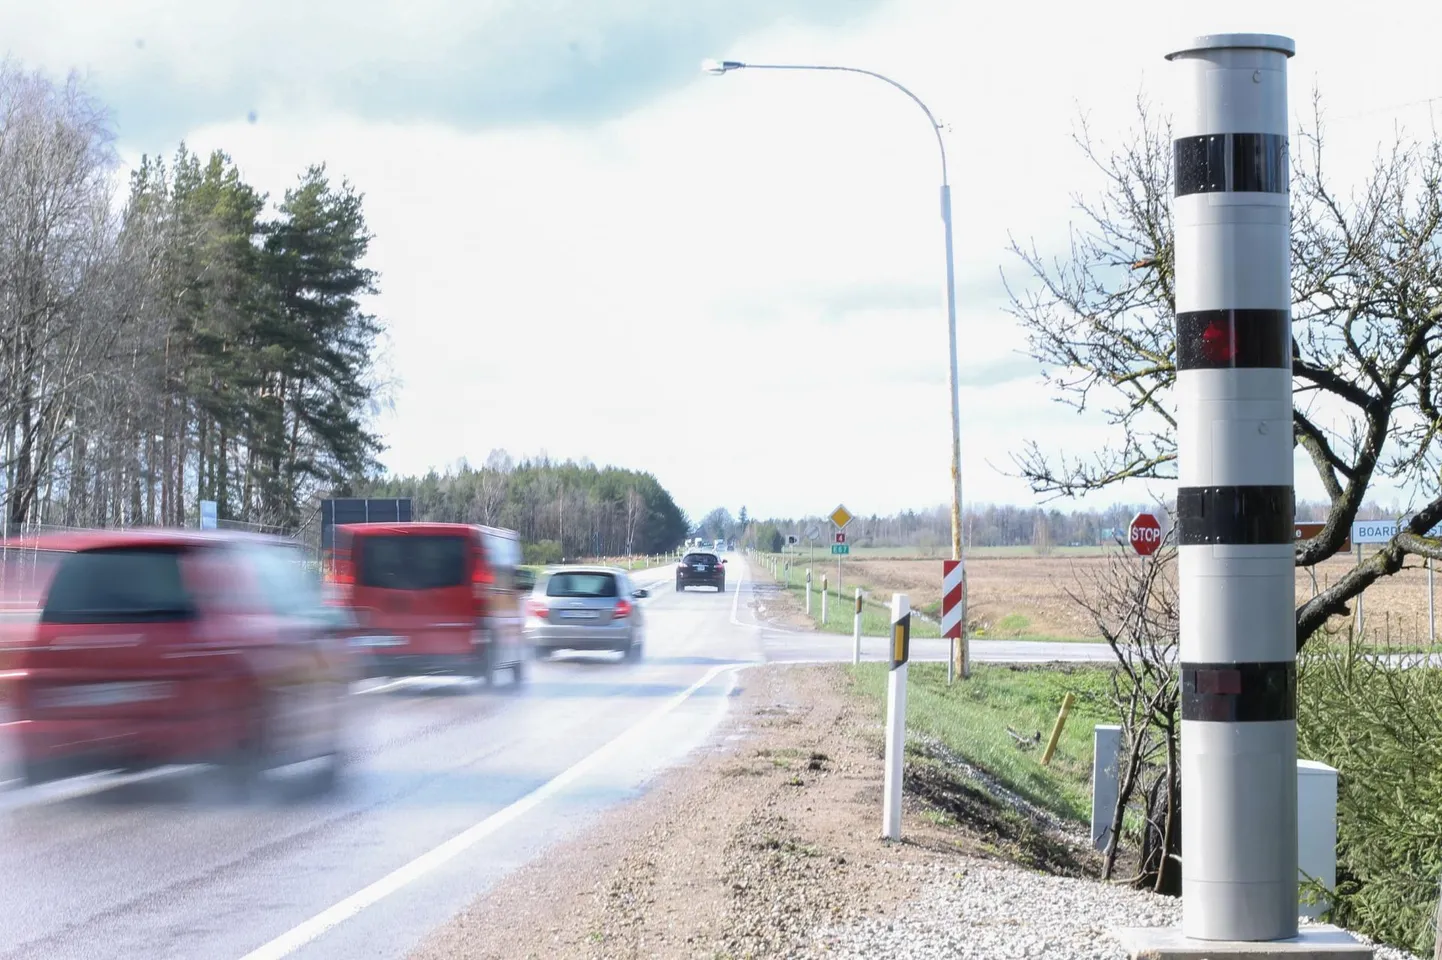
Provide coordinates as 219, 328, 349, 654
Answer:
941, 559, 967, 682
882, 593, 910, 841
805, 568, 812, 615
852, 588, 863, 665
821, 574, 829, 622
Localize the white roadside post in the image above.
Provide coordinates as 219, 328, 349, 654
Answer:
1170, 33, 1298, 942
821, 574, 829, 622
805, 568, 812, 615
882, 593, 910, 841
852, 588, 863, 665
1091, 724, 1123, 852
1356, 540, 1364, 634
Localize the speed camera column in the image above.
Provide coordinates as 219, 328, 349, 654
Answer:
1166, 34, 1298, 942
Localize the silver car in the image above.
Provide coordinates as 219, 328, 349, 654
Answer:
524, 566, 649, 662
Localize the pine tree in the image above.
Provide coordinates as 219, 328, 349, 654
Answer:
257, 165, 382, 526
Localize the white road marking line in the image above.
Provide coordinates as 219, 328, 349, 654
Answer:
237, 661, 738, 960
351, 678, 412, 696
0, 766, 182, 811
727, 558, 747, 628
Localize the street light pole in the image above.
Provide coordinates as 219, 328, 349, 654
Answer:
702, 59, 968, 677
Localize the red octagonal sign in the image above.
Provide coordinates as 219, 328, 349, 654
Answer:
1129, 512, 1163, 556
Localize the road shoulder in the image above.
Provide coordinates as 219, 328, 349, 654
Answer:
409, 663, 951, 959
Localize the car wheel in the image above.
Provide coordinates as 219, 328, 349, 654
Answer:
311, 683, 348, 794
622, 637, 643, 663
511, 651, 528, 685
675, 579, 683, 592
717, 579, 725, 593
19, 757, 57, 787
472, 642, 496, 688
223, 697, 275, 798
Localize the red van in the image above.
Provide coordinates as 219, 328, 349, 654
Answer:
328, 522, 527, 685
2, 530, 353, 790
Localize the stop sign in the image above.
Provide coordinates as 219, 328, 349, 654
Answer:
1129, 512, 1163, 556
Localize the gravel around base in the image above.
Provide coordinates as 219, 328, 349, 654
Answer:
805, 859, 1178, 959
805, 859, 1423, 959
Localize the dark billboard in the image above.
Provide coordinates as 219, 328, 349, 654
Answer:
319, 497, 414, 553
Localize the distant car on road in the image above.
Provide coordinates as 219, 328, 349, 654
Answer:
525, 566, 648, 662
676, 551, 725, 593
328, 522, 527, 686
3, 529, 354, 792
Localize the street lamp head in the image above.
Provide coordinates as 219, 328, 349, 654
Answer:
701, 58, 744, 75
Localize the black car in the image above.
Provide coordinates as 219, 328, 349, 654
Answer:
676, 551, 725, 592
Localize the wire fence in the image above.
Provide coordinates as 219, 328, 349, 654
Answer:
0, 516, 321, 607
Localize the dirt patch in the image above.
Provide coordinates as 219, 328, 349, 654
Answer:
744, 566, 818, 633
407, 664, 1087, 960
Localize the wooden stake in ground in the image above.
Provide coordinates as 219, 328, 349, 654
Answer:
1040, 692, 1075, 767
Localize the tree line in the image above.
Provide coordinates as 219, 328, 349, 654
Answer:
714, 499, 1399, 554
351, 452, 690, 563
0, 61, 383, 535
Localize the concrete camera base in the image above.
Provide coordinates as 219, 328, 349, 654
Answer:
1114, 924, 1373, 959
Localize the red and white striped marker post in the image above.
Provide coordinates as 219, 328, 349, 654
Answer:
942, 559, 968, 681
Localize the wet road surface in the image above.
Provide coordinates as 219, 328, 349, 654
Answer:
0, 557, 1118, 960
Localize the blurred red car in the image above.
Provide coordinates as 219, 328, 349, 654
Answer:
326, 522, 527, 685
0, 529, 355, 791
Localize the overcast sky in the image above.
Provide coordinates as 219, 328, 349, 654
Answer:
6, 0, 1441, 522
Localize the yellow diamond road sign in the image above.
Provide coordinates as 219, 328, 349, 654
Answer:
829, 504, 853, 529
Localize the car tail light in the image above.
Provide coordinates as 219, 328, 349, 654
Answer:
324, 558, 356, 606
614, 598, 632, 619
526, 598, 549, 619
473, 564, 494, 603
329, 559, 355, 585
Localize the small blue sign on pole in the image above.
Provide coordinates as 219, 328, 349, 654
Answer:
199, 500, 218, 530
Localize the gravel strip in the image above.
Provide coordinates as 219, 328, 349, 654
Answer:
802, 859, 1424, 960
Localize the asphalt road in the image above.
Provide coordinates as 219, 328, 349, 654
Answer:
0, 556, 1130, 960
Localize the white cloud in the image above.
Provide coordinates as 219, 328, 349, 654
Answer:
13, 0, 1442, 521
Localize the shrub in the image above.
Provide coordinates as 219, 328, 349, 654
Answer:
523, 539, 563, 565
1297, 639, 1442, 956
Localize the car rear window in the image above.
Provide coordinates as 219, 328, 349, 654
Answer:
356, 535, 469, 590
683, 553, 717, 564
40, 547, 196, 624
544, 572, 619, 598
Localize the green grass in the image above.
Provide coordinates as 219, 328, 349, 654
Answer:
569, 555, 676, 572
767, 563, 943, 639
849, 661, 1118, 824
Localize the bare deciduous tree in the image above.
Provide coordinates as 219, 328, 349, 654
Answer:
1007, 96, 1442, 649
625, 487, 645, 556
0, 61, 121, 530
1067, 537, 1180, 892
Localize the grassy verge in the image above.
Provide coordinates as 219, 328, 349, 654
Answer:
753, 554, 1096, 642
848, 661, 1117, 824
572, 555, 676, 572
762, 561, 943, 639
782, 544, 1118, 559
